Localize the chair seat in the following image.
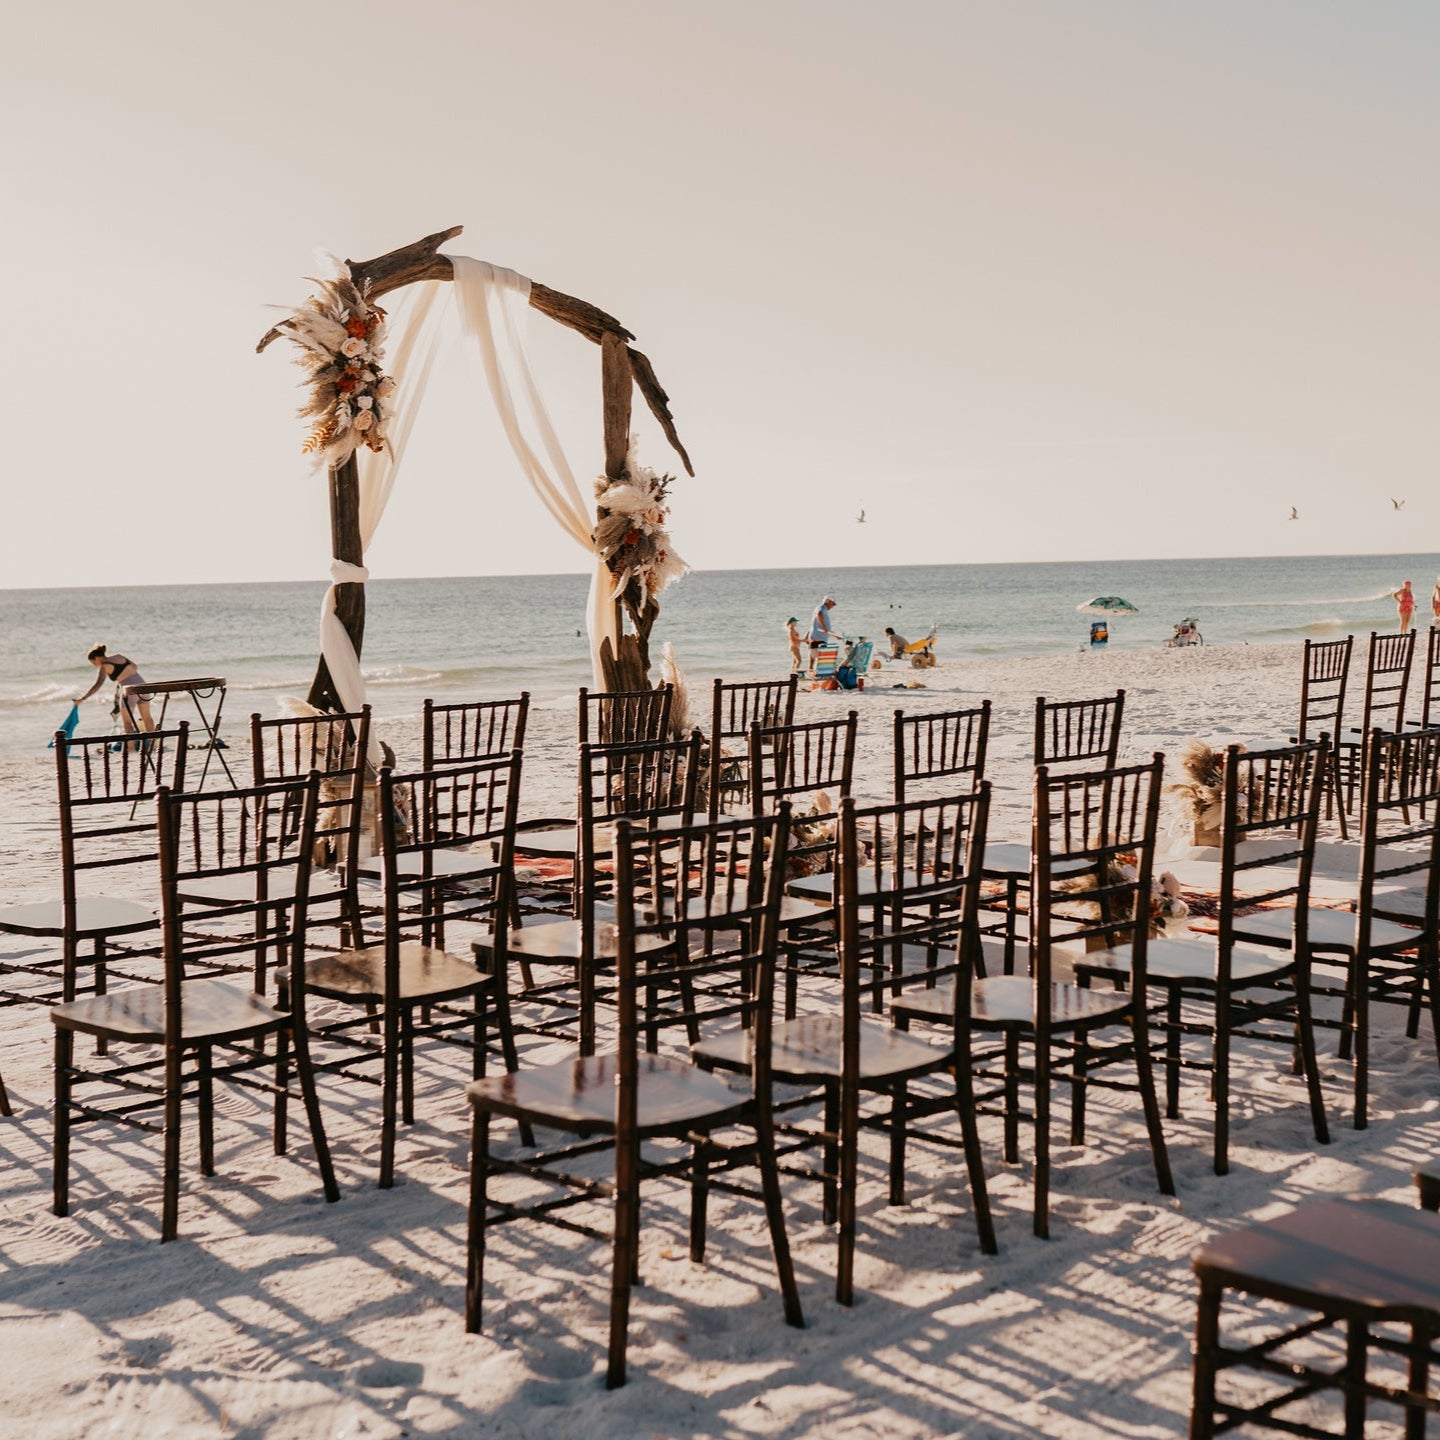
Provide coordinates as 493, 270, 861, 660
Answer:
695, 1014, 946, 1084
1193, 1196, 1440, 1316
1081, 935, 1295, 985
0, 894, 157, 937
1372, 886, 1431, 925
472, 915, 673, 962
981, 841, 1087, 881
355, 850, 498, 883
180, 867, 347, 907
467, 1052, 745, 1133
1233, 906, 1418, 955
52, 976, 285, 1042
893, 973, 1132, 1029
511, 813, 689, 860
306, 942, 487, 1004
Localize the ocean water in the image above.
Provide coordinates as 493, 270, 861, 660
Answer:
0, 552, 1433, 761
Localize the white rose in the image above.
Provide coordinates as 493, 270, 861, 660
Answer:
352, 410, 374, 432
340, 337, 366, 358
375, 376, 396, 398
356, 395, 373, 409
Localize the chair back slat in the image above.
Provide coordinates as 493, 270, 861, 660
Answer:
578, 685, 673, 746
1358, 629, 1416, 735
56, 726, 191, 908
1297, 636, 1353, 741
1031, 754, 1164, 984
708, 678, 799, 818
893, 702, 990, 802
612, 807, 792, 1084
837, 788, 991, 1028
422, 694, 530, 769
156, 774, 321, 1010
1033, 691, 1125, 772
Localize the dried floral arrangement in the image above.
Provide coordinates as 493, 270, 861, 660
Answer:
1058, 853, 1189, 937
594, 445, 689, 605
788, 791, 837, 878
1170, 739, 1247, 833
274, 262, 396, 468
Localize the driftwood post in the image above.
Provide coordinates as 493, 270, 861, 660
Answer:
259, 226, 692, 710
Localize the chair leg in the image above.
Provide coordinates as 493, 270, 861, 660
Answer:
887, 1080, 908, 1206
1033, 1037, 1052, 1240
1292, 962, 1331, 1145
953, 1051, 997, 1256
0, 1063, 10, 1118
465, 1108, 489, 1333
289, 1016, 339, 1204
607, 1131, 640, 1390
92, 938, 108, 1058
1131, 1008, 1176, 1197
53, 1027, 73, 1217
197, 1042, 215, 1178
1070, 1030, 1089, 1145
836, 1073, 861, 1308
273, 1020, 291, 1155
1165, 985, 1182, 1119
753, 1099, 804, 1330
1405, 1319, 1433, 1440
1351, 954, 1369, 1131
822, 1082, 839, 1227
1188, 1278, 1222, 1440
1212, 990, 1232, 1177
1343, 1321, 1369, 1436
1003, 1030, 1021, 1165
161, 1044, 184, 1243
379, 1002, 400, 1189
689, 1132, 710, 1263
401, 1005, 416, 1128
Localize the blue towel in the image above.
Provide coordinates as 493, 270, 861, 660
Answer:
47, 703, 80, 750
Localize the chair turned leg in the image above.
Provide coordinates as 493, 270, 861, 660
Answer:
161, 1045, 184, 1243
888, 1080, 908, 1207
272, 1020, 291, 1155
465, 1108, 490, 1334
0, 1063, 11, 1118
689, 1133, 710, 1263
1033, 1039, 1052, 1240
1165, 985, 1182, 1118
822, 1083, 839, 1226
1188, 1277, 1222, 1440
1003, 1031, 1021, 1165
836, 1067, 861, 1308
954, 1040, 997, 1255
754, 1098, 804, 1330
1132, 1006, 1176, 1198
379, 1002, 400, 1189
1212, 991, 1232, 1177
92, 938, 108, 1058
197, 1043, 215, 1178
290, 1014, 339, 1204
1405, 1319, 1433, 1440
1291, 960, 1331, 1144
1070, 1030, 1089, 1145
53, 1028, 73, 1217
1342, 1320, 1369, 1437
607, 1131, 641, 1389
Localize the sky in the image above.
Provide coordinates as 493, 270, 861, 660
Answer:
2, 0, 1436, 591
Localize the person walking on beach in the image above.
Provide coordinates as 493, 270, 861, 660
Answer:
784, 617, 804, 675
808, 597, 841, 675
1393, 580, 1416, 635
76, 644, 155, 734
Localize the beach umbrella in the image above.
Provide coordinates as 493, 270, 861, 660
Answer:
1077, 596, 1141, 616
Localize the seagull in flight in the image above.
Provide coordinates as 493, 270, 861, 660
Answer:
1289, 506, 1299, 521
1391, 497, 1406, 510
856, 508, 867, 524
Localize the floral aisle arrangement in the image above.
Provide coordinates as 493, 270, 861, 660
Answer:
275, 262, 396, 468
1058, 854, 1189, 938
1171, 739, 1247, 844
594, 445, 688, 605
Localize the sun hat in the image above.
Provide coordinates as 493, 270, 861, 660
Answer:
787, 616, 798, 624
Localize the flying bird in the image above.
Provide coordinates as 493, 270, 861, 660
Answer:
1289, 507, 1299, 520
1391, 498, 1406, 510
856, 508, 867, 524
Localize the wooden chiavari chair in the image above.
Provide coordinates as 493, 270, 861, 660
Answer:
422, 694, 529, 769
893, 701, 990, 802
1335, 630, 1416, 821
929, 755, 1174, 1237
1290, 635, 1353, 835
707, 675, 798, 819
0, 725, 189, 1022
983, 691, 1125, 973
51, 773, 339, 1239
465, 807, 802, 1389
1079, 739, 1332, 1174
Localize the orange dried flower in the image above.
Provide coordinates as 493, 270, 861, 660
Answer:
345, 315, 368, 339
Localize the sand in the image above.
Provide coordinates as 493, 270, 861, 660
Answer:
0, 641, 1436, 1440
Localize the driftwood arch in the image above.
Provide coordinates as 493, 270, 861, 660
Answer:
257, 225, 693, 710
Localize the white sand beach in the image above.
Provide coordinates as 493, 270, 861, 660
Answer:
0, 642, 1435, 1440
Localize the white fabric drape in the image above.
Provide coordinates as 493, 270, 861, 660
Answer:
318, 280, 447, 726
447, 255, 617, 684
316, 253, 617, 726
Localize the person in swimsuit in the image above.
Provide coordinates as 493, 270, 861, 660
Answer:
784, 617, 804, 674
884, 626, 910, 659
77, 644, 155, 733
1393, 581, 1416, 635
1431, 575, 1440, 623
